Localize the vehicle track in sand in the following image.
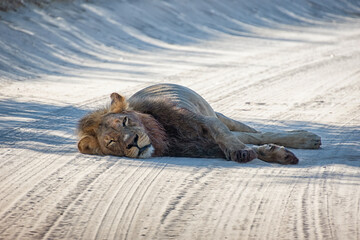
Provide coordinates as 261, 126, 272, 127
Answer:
1, 0, 360, 239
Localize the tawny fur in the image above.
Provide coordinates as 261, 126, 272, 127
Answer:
77, 84, 321, 164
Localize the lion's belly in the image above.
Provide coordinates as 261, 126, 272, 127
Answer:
128, 83, 217, 117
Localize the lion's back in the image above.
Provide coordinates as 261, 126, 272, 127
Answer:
128, 83, 216, 117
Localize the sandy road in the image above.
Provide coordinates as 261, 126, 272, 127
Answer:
0, 0, 360, 239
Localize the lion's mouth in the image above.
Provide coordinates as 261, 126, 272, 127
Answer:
138, 144, 151, 155
137, 144, 153, 158
124, 134, 153, 158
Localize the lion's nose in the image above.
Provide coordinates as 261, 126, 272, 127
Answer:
285, 150, 299, 164
126, 134, 139, 149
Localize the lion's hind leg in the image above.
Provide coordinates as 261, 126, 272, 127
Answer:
215, 112, 258, 133
232, 130, 321, 149
231, 130, 321, 164
252, 144, 299, 165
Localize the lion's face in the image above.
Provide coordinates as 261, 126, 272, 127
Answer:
96, 112, 154, 158
78, 92, 167, 158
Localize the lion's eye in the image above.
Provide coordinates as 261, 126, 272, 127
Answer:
107, 139, 115, 147
122, 117, 128, 127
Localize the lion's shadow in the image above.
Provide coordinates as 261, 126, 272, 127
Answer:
1, 99, 359, 168
107, 119, 360, 169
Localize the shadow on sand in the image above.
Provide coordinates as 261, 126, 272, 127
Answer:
0, 99, 87, 154
1, 99, 358, 168
1, 0, 360, 80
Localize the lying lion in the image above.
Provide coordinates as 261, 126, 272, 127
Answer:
77, 84, 321, 164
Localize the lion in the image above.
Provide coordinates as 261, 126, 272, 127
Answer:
77, 83, 321, 164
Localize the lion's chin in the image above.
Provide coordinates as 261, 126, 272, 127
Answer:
138, 145, 154, 159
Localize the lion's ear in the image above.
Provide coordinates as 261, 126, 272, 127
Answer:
78, 135, 102, 155
110, 92, 128, 113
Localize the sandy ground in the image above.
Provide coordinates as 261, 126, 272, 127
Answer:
1, 0, 360, 239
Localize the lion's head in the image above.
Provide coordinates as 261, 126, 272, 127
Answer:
77, 93, 168, 158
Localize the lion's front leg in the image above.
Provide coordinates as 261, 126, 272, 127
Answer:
200, 116, 257, 163
219, 142, 258, 163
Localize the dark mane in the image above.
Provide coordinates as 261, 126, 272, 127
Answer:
131, 100, 224, 158
135, 111, 168, 157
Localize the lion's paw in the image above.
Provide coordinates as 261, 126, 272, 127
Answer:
285, 130, 321, 149
256, 144, 299, 165
223, 148, 257, 163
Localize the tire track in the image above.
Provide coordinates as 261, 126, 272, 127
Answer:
154, 165, 214, 239
296, 171, 310, 239
0, 156, 111, 239
33, 161, 114, 240
76, 160, 138, 240
0, 151, 70, 204
1, 0, 360, 239
210, 167, 261, 239
106, 163, 159, 240
160, 163, 209, 237
274, 176, 299, 239
45, 159, 144, 239
93, 163, 151, 239
322, 167, 335, 240
257, 169, 297, 240
357, 192, 360, 240
111, 161, 167, 239
123, 161, 168, 240
40, 160, 118, 240
246, 168, 283, 240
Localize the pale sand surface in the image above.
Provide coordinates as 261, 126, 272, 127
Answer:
0, 0, 360, 239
